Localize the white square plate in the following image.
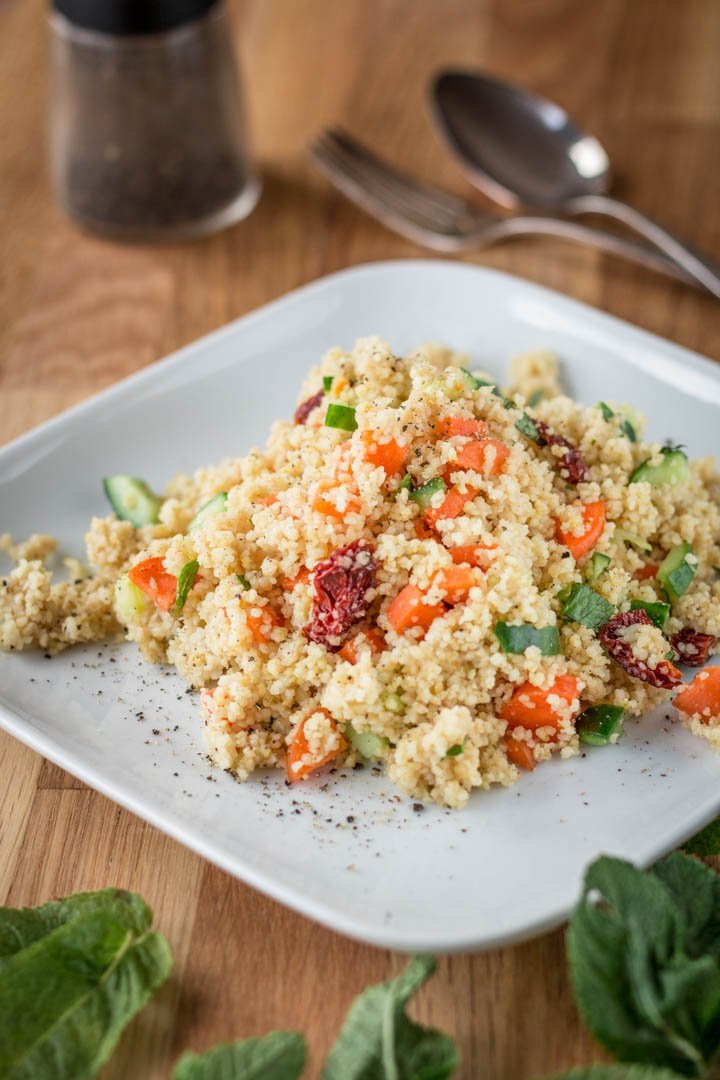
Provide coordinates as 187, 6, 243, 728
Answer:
2, 260, 720, 953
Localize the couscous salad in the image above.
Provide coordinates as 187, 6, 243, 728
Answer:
2, 338, 720, 807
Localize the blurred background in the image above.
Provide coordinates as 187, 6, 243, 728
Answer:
0, 2, 719, 1077
2, 0, 718, 447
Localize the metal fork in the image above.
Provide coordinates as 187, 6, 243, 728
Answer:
309, 129, 695, 286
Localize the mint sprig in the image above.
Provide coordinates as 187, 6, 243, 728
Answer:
0, 889, 171, 1078
322, 954, 458, 1080
568, 854, 720, 1075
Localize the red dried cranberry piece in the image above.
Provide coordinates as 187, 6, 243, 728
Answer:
535, 420, 589, 484
670, 627, 717, 667
294, 388, 324, 425
304, 540, 377, 650
599, 610, 682, 689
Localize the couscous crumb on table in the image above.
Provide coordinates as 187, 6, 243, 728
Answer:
2, 338, 719, 808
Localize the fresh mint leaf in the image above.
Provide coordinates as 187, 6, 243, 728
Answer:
651, 852, 720, 962
0, 896, 171, 1079
682, 818, 720, 858
548, 1067, 683, 1079
173, 1030, 306, 1079
568, 855, 720, 1076
516, 413, 542, 442
0, 888, 150, 965
527, 389, 545, 408
174, 559, 199, 614
322, 954, 458, 1080
561, 584, 615, 630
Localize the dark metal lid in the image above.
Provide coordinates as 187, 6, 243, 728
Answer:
52, 0, 220, 35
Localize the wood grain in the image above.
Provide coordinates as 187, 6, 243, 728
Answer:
0, 0, 718, 1076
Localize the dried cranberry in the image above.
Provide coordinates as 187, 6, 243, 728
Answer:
535, 420, 589, 484
304, 540, 377, 650
294, 388, 324, 425
670, 627, 717, 667
599, 610, 682, 689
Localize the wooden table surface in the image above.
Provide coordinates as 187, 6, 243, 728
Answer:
1, 1, 719, 1076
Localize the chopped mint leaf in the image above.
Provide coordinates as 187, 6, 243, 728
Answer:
561, 584, 615, 630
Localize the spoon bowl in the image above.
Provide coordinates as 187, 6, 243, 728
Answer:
431, 69, 720, 298
432, 71, 610, 210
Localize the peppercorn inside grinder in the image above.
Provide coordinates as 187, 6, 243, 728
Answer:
49, 0, 260, 240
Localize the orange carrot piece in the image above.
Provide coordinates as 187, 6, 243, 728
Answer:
432, 565, 480, 604
362, 431, 408, 477
500, 675, 580, 730
450, 437, 510, 478
674, 667, 720, 718
247, 605, 284, 644
387, 584, 446, 636
338, 627, 386, 664
556, 501, 606, 561
281, 567, 311, 591
128, 557, 177, 612
414, 519, 435, 540
436, 416, 488, 439
286, 708, 347, 781
506, 736, 537, 771
634, 562, 659, 581
311, 478, 361, 520
424, 484, 478, 528
449, 543, 497, 569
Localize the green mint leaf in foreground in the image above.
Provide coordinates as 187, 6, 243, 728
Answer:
567, 855, 720, 1076
0, 891, 171, 1079
322, 954, 459, 1080
173, 1030, 306, 1080
0, 888, 150, 965
682, 817, 720, 858
548, 1066, 684, 1079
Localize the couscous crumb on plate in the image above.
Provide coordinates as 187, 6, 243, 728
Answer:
2, 337, 719, 807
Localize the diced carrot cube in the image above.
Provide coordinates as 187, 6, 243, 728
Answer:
286, 708, 347, 782
556, 501, 606, 561
500, 675, 580, 730
436, 416, 488, 439
634, 562, 659, 581
674, 667, 720, 719
432, 565, 480, 604
338, 626, 386, 664
387, 584, 446, 636
362, 431, 408, 477
414, 519, 435, 540
506, 736, 537, 771
450, 437, 510, 478
424, 485, 478, 528
281, 567, 311, 592
449, 543, 497, 569
311, 478, 361, 520
128, 557, 177, 612
247, 605, 284, 644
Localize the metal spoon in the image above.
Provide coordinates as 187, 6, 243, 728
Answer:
431, 70, 720, 299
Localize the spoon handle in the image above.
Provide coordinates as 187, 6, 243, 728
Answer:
566, 194, 720, 300
495, 215, 702, 286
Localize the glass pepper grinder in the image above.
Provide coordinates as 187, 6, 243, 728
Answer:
49, 0, 261, 240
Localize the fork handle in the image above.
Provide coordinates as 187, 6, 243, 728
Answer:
495, 214, 709, 289
566, 194, 720, 299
